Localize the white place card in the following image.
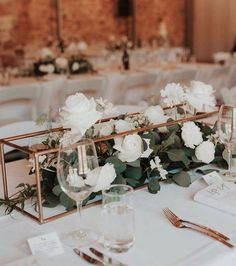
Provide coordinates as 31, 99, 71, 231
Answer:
27, 232, 64, 257
202, 171, 223, 185
194, 182, 236, 215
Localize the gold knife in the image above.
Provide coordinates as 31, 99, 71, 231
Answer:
73, 248, 104, 265
90, 247, 129, 266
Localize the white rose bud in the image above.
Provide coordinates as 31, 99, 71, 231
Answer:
181, 121, 203, 149
114, 134, 142, 162
195, 141, 215, 164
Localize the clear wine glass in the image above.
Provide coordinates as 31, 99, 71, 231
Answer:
218, 104, 236, 181
57, 137, 99, 246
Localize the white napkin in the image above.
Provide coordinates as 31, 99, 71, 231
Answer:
194, 182, 236, 216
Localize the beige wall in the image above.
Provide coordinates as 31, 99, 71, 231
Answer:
193, 0, 236, 61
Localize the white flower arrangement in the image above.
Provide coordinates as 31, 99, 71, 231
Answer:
161, 83, 185, 107
195, 140, 215, 164
160, 81, 216, 113
181, 121, 203, 149
150, 156, 168, 180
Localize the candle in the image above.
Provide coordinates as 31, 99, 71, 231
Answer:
77, 145, 89, 175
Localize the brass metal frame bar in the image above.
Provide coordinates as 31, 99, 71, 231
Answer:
0, 143, 8, 199
34, 154, 44, 223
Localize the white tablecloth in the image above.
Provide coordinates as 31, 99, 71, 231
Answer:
1, 160, 236, 266
0, 62, 225, 118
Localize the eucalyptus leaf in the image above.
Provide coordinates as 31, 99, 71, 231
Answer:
106, 157, 126, 174
127, 160, 140, 168
167, 123, 180, 132
182, 156, 191, 168
59, 192, 76, 210
125, 167, 142, 180
177, 107, 185, 115
172, 171, 191, 187
52, 184, 62, 197
114, 174, 126, 184
43, 194, 60, 208
167, 149, 185, 162
148, 178, 160, 194
196, 168, 219, 175
126, 178, 140, 187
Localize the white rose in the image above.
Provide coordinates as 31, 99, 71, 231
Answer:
144, 105, 168, 125
39, 64, 55, 74
99, 121, 114, 136
181, 121, 203, 149
55, 57, 68, 69
114, 134, 142, 162
77, 41, 88, 51
96, 98, 118, 116
85, 163, 116, 192
195, 141, 215, 164
60, 93, 102, 137
185, 81, 216, 112
161, 83, 185, 107
115, 120, 135, 133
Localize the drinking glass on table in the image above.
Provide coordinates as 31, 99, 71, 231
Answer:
101, 184, 135, 253
218, 104, 236, 181
57, 138, 99, 246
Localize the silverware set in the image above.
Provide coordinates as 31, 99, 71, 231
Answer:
163, 207, 234, 248
74, 247, 129, 265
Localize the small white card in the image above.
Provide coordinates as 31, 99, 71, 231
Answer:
202, 171, 223, 185
203, 182, 236, 199
27, 232, 64, 257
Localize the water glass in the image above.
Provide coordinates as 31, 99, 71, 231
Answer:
101, 184, 135, 253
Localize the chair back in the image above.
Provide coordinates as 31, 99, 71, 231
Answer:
0, 83, 41, 126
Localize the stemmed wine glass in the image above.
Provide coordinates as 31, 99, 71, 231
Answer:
57, 137, 99, 246
218, 104, 236, 181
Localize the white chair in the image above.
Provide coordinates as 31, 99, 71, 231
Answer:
64, 76, 106, 99
0, 83, 41, 126
123, 73, 157, 105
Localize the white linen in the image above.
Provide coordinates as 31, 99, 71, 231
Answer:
0, 62, 234, 127
1, 161, 236, 266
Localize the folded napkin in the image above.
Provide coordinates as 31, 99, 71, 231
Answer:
194, 182, 236, 216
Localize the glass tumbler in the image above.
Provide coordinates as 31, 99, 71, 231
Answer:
101, 184, 135, 253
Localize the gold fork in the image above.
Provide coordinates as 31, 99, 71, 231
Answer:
163, 207, 230, 241
163, 208, 234, 248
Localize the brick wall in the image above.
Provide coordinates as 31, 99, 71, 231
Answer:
0, 0, 186, 65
